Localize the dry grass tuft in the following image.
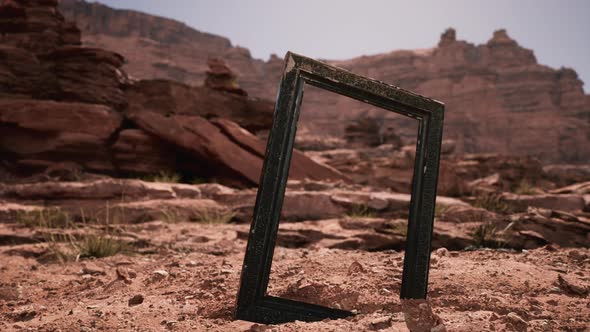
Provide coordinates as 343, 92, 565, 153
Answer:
473, 194, 511, 214
345, 204, 376, 218
191, 208, 234, 224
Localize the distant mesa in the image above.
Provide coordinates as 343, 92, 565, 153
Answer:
14, 1, 589, 164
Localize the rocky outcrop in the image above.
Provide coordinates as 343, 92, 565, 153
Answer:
205, 58, 247, 96
2, 179, 588, 249
124, 79, 274, 133
0, 0, 127, 106
0, 0, 342, 186
329, 28, 590, 163
60, 0, 590, 163
0, 99, 122, 173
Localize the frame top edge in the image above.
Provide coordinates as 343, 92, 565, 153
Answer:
284, 51, 445, 112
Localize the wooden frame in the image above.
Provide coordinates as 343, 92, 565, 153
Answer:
235, 52, 445, 324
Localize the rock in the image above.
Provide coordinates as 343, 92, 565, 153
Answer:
40, 46, 128, 109
543, 165, 590, 185
0, 0, 132, 178
218, 186, 467, 222
434, 247, 448, 257
12, 306, 37, 322
128, 111, 345, 187
205, 58, 247, 96
0, 179, 201, 201
0, 99, 123, 174
438, 205, 499, 223
60, 1, 590, 163
466, 173, 501, 194
211, 118, 346, 182
111, 129, 179, 175
505, 312, 527, 332
0, 285, 22, 301
115, 267, 134, 284
501, 193, 585, 212
504, 210, 590, 248
152, 270, 169, 281
369, 316, 392, 330
347, 261, 365, 274
114, 199, 224, 223
81, 263, 105, 276
551, 181, 590, 195
127, 111, 264, 187
0, 99, 122, 140
125, 79, 274, 133
1, 0, 80, 54
557, 274, 588, 296
401, 299, 446, 332
128, 294, 144, 306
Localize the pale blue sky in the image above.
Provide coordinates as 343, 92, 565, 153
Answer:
98, 0, 589, 92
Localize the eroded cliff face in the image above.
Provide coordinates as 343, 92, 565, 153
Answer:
331, 28, 590, 163
0, 0, 342, 186
59, 1, 590, 163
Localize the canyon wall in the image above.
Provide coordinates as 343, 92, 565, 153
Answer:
59, 0, 590, 163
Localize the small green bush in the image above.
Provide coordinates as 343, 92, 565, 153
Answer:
345, 204, 376, 218
191, 208, 234, 224
473, 194, 510, 214
143, 171, 181, 183
512, 179, 536, 195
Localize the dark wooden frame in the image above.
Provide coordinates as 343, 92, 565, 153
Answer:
235, 52, 445, 324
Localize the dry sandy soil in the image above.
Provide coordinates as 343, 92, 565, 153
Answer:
1, 220, 588, 332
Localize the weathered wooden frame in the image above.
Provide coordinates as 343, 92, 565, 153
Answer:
235, 52, 445, 324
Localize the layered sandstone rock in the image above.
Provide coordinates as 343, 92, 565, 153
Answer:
205, 58, 247, 96
60, 0, 590, 163
0, 0, 342, 186
0, 0, 126, 105
124, 79, 274, 133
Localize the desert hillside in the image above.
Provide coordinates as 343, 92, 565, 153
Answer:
0, 1, 588, 331
59, 0, 590, 163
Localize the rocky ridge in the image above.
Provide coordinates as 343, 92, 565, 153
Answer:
0, 0, 343, 187
59, 0, 590, 163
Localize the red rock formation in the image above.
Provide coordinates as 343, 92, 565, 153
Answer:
125, 79, 273, 133
0, 0, 343, 186
205, 58, 247, 96
59, 0, 590, 163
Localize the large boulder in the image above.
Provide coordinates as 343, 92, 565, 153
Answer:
39, 46, 128, 109
211, 118, 345, 182
127, 110, 346, 187
125, 79, 274, 133
0, 99, 123, 174
0, 99, 122, 139
111, 129, 179, 175
501, 193, 585, 212
127, 110, 264, 186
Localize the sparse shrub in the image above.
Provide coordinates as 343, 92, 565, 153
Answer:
473, 194, 510, 214
17, 205, 128, 262
386, 222, 408, 236
16, 208, 72, 229
143, 170, 181, 183
471, 222, 505, 248
512, 179, 536, 195
160, 208, 182, 223
434, 204, 449, 218
345, 204, 376, 218
191, 208, 234, 224
74, 234, 127, 259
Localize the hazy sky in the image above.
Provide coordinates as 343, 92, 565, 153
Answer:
98, 0, 589, 92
